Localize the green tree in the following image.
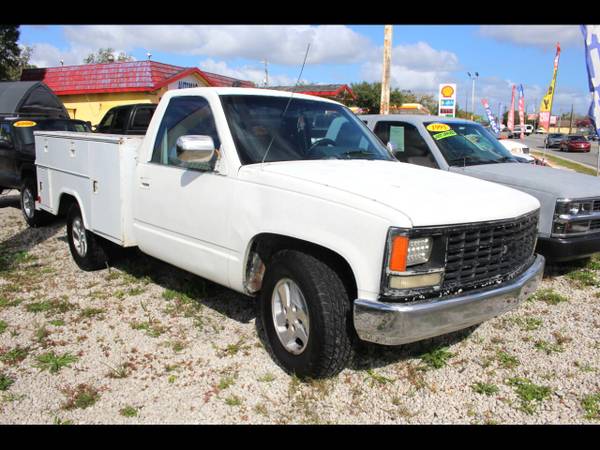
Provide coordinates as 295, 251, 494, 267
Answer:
6, 45, 36, 80
0, 25, 21, 80
84, 48, 134, 64
349, 81, 406, 114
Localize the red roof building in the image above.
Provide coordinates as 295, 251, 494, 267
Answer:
20, 60, 255, 123
267, 84, 356, 103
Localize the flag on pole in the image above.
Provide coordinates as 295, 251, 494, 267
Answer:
539, 43, 561, 131
508, 85, 516, 131
518, 84, 525, 140
581, 26, 600, 136
481, 99, 500, 135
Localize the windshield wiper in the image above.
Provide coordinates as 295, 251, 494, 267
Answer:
334, 150, 378, 160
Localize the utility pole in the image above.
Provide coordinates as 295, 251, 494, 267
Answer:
467, 72, 479, 121
568, 103, 574, 135
262, 59, 269, 87
380, 25, 393, 115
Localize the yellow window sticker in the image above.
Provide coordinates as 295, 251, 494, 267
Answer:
13, 120, 37, 127
432, 130, 457, 140
426, 123, 451, 132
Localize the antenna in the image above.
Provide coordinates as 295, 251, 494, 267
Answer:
260, 43, 311, 166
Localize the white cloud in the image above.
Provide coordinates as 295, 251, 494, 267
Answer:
478, 25, 581, 49
60, 25, 372, 66
28, 43, 132, 67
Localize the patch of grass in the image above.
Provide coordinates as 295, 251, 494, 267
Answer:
0, 373, 15, 391
258, 372, 275, 383
49, 319, 65, 327
419, 346, 454, 370
167, 375, 177, 384
254, 403, 269, 416
62, 384, 100, 410
574, 361, 596, 373
79, 307, 105, 320
34, 352, 78, 373
130, 320, 165, 338
506, 377, 552, 415
528, 288, 568, 305
534, 340, 564, 355
0, 249, 36, 272
496, 350, 520, 369
552, 331, 573, 346
218, 375, 236, 390
512, 317, 543, 331
365, 368, 394, 386
224, 395, 242, 406
0, 320, 7, 335
531, 150, 598, 176
119, 405, 139, 417
171, 340, 186, 353
0, 296, 21, 308
34, 324, 50, 344
0, 346, 30, 365
25, 298, 76, 316
105, 362, 132, 379
567, 270, 598, 288
219, 338, 250, 357
472, 382, 500, 396
581, 393, 600, 420
52, 416, 74, 425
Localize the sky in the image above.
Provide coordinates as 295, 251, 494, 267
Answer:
18, 25, 592, 118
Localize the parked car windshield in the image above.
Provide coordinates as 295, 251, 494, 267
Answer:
424, 121, 518, 166
567, 135, 585, 141
220, 95, 394, 164
14, 119, 91, 146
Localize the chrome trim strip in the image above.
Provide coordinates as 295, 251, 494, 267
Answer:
354, 254, 545, 346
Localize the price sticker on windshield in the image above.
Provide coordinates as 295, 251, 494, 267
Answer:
432, 130, 457, 140
13, 120, 37, 127
426, 123, 451, 132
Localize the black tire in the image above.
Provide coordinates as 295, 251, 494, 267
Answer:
20, 179, 52, 227
259, 249, 355, 378
66, 203, 108, 271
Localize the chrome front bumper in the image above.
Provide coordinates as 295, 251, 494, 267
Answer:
354, 254, 545, 346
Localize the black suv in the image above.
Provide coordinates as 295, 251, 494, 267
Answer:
0, 116, 91, 226
96, 103, 156, 135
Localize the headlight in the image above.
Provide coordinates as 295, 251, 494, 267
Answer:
552, 198, 600, 237
555, 200, 593, 217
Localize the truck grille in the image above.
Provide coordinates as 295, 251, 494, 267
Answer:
442, 212, 538, 292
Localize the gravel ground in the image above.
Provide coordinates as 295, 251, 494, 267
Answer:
1, 190, 599, 424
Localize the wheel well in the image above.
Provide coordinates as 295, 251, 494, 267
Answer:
57, 193, 78, 218
245, 233, 357, 300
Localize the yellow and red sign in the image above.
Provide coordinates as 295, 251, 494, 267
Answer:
438, 83, 457, 117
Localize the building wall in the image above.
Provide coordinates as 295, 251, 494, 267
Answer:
61, 92, 159, 124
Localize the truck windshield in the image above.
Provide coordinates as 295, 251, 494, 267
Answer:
220, 95, 393, 164
424, 121, 518, 167
14, 119, 90, 146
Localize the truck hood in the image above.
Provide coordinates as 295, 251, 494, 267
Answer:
242, 160, 540, 227
451, 163, 600, 199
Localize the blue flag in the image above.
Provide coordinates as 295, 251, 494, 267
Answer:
581, 25, 600, 135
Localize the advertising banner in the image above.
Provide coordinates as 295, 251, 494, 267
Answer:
581, 25, 600, 136
518, 84, 525, 140
527, 113, 538, 121
438, 83, 457, 117
550, 115, 557, 125
539, 43, 561, 131
507, 85, 516, 131
481, 99, 500, 135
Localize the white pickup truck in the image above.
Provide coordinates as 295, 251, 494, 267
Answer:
34, 88, 545, 378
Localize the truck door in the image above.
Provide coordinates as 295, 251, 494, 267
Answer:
133, 95, 232, 288
0, 123, 18, 188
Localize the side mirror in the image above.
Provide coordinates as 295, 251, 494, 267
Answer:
176, 135, 216, 168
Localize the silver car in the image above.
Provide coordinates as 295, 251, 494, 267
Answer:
361, 114, 600, 262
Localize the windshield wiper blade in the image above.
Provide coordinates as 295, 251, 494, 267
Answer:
335, 150, 378, 160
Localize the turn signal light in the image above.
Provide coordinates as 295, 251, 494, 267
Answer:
389, 236, 409, 272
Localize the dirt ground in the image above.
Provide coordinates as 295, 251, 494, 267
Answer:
1, 190, 599, 424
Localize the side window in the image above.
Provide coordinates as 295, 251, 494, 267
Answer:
97, 111, 114, 131
112, 108, 129, 132
151, 96, 221, 169
0, 123, 14, 146
373, 121, 437, 169
131, 107, 155, 130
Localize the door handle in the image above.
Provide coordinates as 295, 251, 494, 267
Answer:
140, 177, 151, 188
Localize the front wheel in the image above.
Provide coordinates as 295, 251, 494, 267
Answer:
66, 203, 108, 271
259, 250, 355, 378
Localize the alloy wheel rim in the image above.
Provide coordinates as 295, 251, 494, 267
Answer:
271, 278, 310, 355
23, 188, 34, 219
72, 217, 88, 257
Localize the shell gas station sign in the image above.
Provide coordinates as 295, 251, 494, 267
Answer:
438, 83, 457, 118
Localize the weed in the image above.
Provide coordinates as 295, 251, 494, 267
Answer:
130, 320, 165, 338
0, 320, 7, 335
581, 393, 600, 420
224, 395, 242, 406
0, 373, 15, 391
105, 362, 131, 379
0, 346, 30, 365
585, 255, 600, 270
365, 368, 394, 386
419, 346, 454, 370
119, 405, 139, 417
25, 299, 76, 316
254, 403, 268, 416
567, 270, 598, 288
258, 373, 275, 383
62, 384, 100, 410
506, 377, 552, 415
79, 307, 105, 320
574, 361, 596, 373
512, 317, 543, 331
52, 417, 74, 425
168, 375, 177, 383
171, 340, 186, 353
219, 338, 249, 357
218, 376, 236, 390
34, 352, 78, 373
0, 297, 21, 308
496, 350, 520, 369
528, 288, 568, 305
472, 382, 499, 396
49, 319, 65, 327
534, 340, 564, 355
552, 331, 572, 346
